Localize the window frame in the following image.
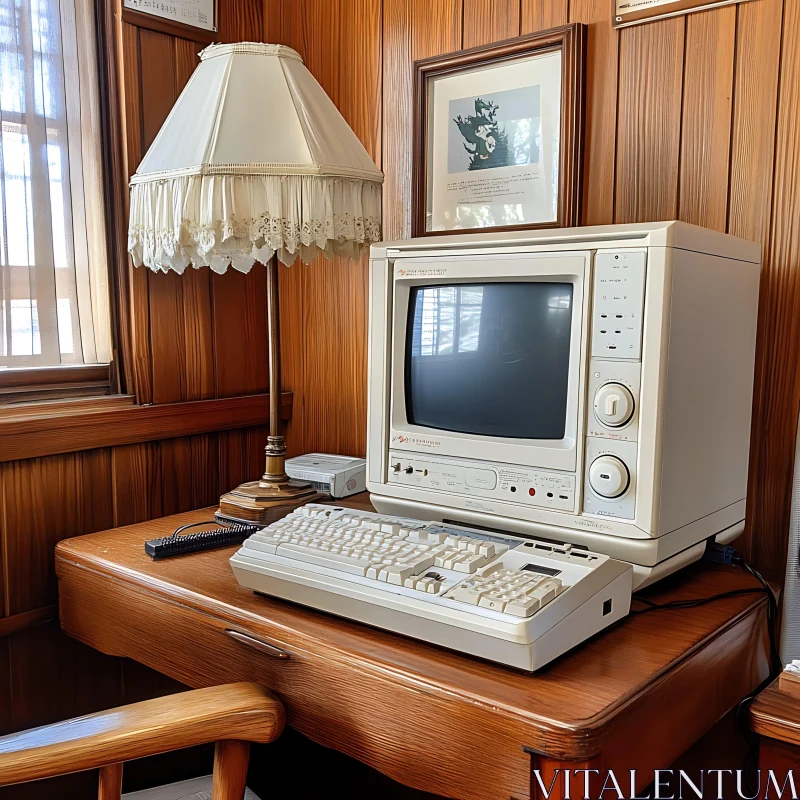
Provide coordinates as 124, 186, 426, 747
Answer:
0, 0, 129, 405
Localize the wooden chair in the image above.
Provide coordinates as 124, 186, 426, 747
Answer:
0, 682, 285, 799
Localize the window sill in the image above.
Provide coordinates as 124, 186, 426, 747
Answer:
0, 364, 112, 405
0, 392, 293, 462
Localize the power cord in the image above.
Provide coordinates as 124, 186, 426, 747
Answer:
700, 543, 782, 794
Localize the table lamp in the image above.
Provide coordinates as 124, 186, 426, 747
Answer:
128, 43, 383, 524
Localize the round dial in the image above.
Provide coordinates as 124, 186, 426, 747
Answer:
594, 383, 635, 428
588, 455, 630, 499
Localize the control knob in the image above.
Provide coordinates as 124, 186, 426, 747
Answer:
594, 383, 635, 428
588, 455, 630, 499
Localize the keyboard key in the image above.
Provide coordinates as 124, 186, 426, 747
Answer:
400, 554, 436, 572
384, 564, 414, 585
448, 585, 484, 605
529, 579, 561, 606
478, 596, 506, 612
454, 554, 488, 573
277, 543, 371, 576
246, 536, 283, 554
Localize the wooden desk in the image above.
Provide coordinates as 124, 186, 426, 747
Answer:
750, 675, 800, 777
55, 497, 770, 800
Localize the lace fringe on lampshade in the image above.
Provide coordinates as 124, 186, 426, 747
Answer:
128, 173, 382, 273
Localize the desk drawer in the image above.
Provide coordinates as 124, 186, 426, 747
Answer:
58, 567, 532, 800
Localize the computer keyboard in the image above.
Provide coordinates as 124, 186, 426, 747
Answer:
230, 504, 634, 670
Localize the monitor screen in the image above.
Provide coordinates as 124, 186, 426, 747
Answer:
405, 282, 573, 439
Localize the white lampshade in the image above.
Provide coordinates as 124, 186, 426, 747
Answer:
128, 43, 383, 273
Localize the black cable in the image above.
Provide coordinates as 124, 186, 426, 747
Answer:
172, 520, 220, 538
723, 552, 781, 795
630, 587, 768, 615
736, 558, 782, 675
631, 544, 782, 798
169, 520, 260, 539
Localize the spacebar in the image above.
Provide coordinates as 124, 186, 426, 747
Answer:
276, 543, 371, 576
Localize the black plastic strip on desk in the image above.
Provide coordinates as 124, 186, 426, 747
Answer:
145, 521, 260, 559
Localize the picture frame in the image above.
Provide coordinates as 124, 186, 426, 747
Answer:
613, 0, 755, 29
123, 0, 217, 37
412, 24, 586, 238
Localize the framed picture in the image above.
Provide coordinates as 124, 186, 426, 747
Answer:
613, 0, 755, 28
412, 24, 586, 238
123, 0, 217, 34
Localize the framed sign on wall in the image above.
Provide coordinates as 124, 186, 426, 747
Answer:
123, 0, 216, 33
613, 0, 756, 28
412, 24, 586, 238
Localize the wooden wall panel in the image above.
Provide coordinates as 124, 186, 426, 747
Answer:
111, 442, 163, 527
727, 0, 783, 245
217, 0, 264, 43
121, 23, 154, 406
211, 268, 269, 398
521, 0, 569, 33
463, 0, 520, 48
615, 18, 685, 223
678, 6, 736, 231
382, 0, 414, 241
160, 438, 196, 516
219, 426, 270, 494
138, 31, 186, 406
411, 0, 462, 61
278, 265, 306, 458
1, 450, 113, 616
728, 0, 783, 571
744, 1, 800, 580
277, 0, 383, 459
570, 0, 618, 225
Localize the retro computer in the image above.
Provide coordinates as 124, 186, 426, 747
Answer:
231, 221, 761, 670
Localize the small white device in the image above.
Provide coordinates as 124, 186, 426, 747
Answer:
233, 222, 761, 669
285, 453, 366, 499
230, 504, 632, 670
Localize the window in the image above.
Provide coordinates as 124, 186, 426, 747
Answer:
0, 0, 111, 370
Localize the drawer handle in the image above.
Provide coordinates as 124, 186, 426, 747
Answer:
226, 629, 291, 660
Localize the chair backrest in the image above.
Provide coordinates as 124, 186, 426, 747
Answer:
0, 682, 285, 799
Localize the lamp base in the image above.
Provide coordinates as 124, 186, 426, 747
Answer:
217, 476, 322, 527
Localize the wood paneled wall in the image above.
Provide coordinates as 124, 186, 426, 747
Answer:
273, 0, 798, 582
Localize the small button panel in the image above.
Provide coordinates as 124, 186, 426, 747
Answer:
387, 451, 576, 513
591, 251, 646, 360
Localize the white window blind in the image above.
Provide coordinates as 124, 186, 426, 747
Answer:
0, 0, 111, 369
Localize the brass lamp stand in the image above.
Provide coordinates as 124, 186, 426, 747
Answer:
218, 254, 320, 525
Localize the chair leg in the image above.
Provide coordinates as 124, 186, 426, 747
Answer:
98, 762, 123, 800
212, 740, 250, 800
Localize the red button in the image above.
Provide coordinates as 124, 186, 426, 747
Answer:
528, 488, 536, 496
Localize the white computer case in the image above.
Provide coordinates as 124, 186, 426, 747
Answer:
366, 222, 761, 589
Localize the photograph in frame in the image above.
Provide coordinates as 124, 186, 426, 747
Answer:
413, 25, 585, 237
426, 51, 561, 233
